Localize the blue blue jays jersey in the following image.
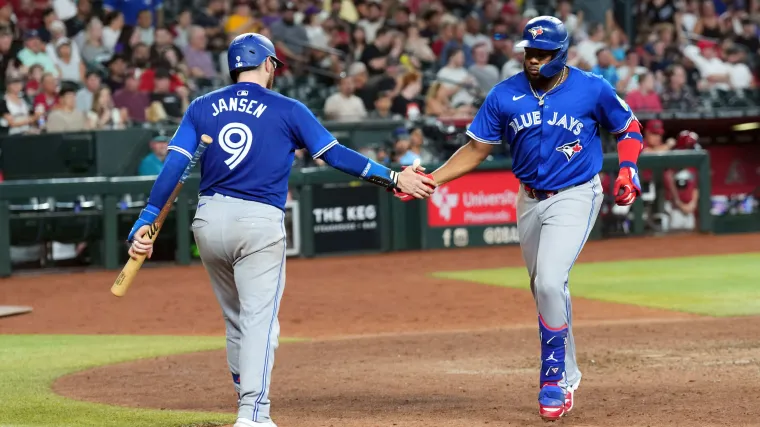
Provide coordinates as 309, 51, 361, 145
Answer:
466, 67, 636, 190
168, 82, 337, 210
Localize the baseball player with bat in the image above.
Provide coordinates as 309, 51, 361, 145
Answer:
396, 17, 643, 420
126, 33, 435, 427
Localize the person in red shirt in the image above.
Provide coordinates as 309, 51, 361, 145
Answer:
32, 72, 58, 115
625, 71, 663, 113
10, 0, 42, 32
663, 131, 700, 231
138, 59, 185, 93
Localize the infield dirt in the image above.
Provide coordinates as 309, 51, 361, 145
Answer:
3, 233, 759, 426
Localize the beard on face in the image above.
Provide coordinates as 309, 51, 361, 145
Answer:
267, 68, 275, 89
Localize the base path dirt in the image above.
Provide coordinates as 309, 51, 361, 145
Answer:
5, 233, 760, 426
3, 233, 756, 337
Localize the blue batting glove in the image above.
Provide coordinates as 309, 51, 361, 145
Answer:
128, 204, 160, 242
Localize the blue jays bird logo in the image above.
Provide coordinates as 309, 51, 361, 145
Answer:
556, 139, 583, 161
528, 26, 544, 38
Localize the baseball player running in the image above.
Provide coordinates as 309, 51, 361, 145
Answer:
401, 16, 643, 421
127, 33, 435, 427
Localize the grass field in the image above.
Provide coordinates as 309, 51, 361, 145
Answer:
0, 335, 233, 427
433, 252, 760, 316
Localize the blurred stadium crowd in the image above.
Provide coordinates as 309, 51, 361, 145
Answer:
0, 0, 758, 169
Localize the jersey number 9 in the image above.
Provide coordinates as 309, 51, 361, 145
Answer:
219, 122, 254, 170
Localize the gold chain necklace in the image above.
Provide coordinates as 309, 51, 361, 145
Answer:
529, 66, 566, 106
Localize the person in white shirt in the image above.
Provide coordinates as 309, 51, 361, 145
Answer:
683, 43, 731, 90
46, 20, 82, 64
356, 0, 384, 43
463, 12, 491, 50
102, 10, 124, 53
501, 49, 524, 80
576, 22, 606, 67
323, 77, 368, 122
436, 47, 477, 107
556, 0, 582, 39
725, 47, 754, 89
616, 49, 649, 93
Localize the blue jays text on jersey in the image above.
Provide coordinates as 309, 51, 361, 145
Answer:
466, 66, 636, 191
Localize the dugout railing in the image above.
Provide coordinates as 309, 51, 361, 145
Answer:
0, 151, 711, 277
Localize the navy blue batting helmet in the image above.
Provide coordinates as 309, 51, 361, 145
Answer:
516, 16, 569, 78
227, 33, 284, 80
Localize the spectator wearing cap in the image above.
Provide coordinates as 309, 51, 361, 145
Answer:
391, 71, 423, 119
104, 54, 127, 91
32, 72, 58, 115
591, 47, 619, 87
436, 47, 477, 107
103, 0, 163, 29
113, 69, 149, 122
624, 72, 663, 113
14, 0, 43, 33
661, 64, 701, 110
101, 10, 124, 53
488, 20, 512, 70
17, 29, 57, 75
52, 37, 84, 83
304, 8, 328, 50
63, 0, 91, 42
469, 42, 499, 93
75, 70, 101, 112
45, 18, 81, 61
184, 25, 217, 80
323, 76, 367, 122
683, 42, 731, 90
642, 119, 672, 152
357, 1, 384, 43
148, 67, 186, 121
46, 85, 89, 132
138, 133, 170, 176
271, 2, 309, 64
0, 74, 39, 135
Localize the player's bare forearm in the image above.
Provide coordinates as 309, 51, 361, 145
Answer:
431, 139, 492, 185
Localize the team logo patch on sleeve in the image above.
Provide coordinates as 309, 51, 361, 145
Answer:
528, 27, 544, 38
556, 139, 583, 161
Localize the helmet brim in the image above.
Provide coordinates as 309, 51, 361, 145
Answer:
516, 39, 562, 52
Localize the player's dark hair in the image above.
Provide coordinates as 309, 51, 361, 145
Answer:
85, 70, 101, 80
42, 7, 55, 18
102, 10, 122, 26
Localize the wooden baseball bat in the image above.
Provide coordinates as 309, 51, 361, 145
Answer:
111, 134, 213, 297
